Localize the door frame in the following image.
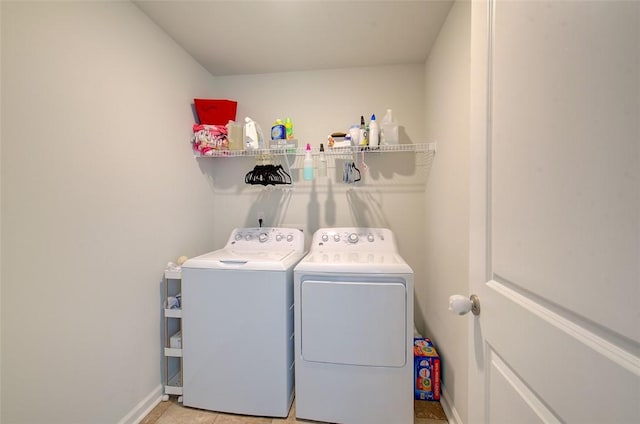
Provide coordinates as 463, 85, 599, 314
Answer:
468, 0, 492, 421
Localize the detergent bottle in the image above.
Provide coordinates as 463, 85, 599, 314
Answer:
271, 119, 286, 141
284, 117, 294, 140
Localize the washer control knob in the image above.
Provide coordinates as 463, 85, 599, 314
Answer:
245, 234, 252, 241
235, 233, 243, 241
321, 234, 329, 242
333, 234, 341, 242
259, 233, 268, 243
286, 234, 294, 242
275, 234, 283, 242
367, 234, 375, 242
348, 233, 359, 244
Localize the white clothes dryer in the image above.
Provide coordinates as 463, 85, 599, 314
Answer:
293, 228, 414, 424
181, 227, 305, 417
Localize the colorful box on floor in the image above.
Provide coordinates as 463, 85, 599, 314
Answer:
414, 338, 441, 401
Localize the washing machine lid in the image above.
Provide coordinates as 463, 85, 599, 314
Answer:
183, 248, 302, 271
294, 251, 413, 274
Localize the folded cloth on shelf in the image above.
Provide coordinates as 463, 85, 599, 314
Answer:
192, 123, 229, 155
167, 294, 181, 309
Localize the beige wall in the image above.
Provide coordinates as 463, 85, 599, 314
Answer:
1, 2, 218, 423
422, 1, 471, 423
203, 66, 429, 274
1, 1, 469, 423
213, 65, 426, 147
0, 2, 3, 419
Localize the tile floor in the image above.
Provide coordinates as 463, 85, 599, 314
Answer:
141, 398, 448, 424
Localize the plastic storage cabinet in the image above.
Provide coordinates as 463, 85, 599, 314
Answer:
163, 267, 183, 402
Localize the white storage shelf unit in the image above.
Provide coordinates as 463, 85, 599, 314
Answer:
163, 268, 183, 400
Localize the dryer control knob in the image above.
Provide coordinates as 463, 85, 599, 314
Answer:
348, 233, 359, 243
276, 234, 283, 242
286, 234, 294, 242
333, 234, 341, 242
245, 234, 252, 241
259, 233, 268, 243
235, 233, 243, 241
367, 234, 375, 242
321, 234, 329, 242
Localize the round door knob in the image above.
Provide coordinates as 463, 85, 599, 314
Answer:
258, 233, 268, 242
348, 233, 359, 243
449, 294, 481, 316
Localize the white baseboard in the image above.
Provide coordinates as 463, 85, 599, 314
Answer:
440, 384, 463, 424
117, 384, 163, 424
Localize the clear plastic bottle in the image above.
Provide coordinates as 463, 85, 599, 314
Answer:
318, 143, 327, 177
381, 108, 399, 145
303, 143, 314, 181
349, 124, 360, 146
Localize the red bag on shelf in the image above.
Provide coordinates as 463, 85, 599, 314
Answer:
194, 99, 237, 125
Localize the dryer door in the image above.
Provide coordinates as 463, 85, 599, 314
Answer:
300, 279, 407, 367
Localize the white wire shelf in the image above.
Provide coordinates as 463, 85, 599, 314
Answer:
193, 142, 437, 158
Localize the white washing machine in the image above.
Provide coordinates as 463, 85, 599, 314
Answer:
294, 227, 414, 424
181, 227, 305, 417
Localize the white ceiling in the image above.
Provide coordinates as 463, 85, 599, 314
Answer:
133, 0, 454, 76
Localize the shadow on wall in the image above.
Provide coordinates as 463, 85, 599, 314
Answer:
240, 179, 322, 235
346, 189, 390, 229
243, 188, 294, 228
308, 179, 320, 232
194, 144, 436, 194
191, 143, 437, 239
196, 156, 218, 190
414, 301, 427, 340
325, 179, 336, 226
237, 181, 396, 235
370, 126, 416, 179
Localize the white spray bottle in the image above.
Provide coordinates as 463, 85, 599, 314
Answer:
318, 143, 327, 177
369, 113, 379, 148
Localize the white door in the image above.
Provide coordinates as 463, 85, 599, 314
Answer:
468, 1, 639, 423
